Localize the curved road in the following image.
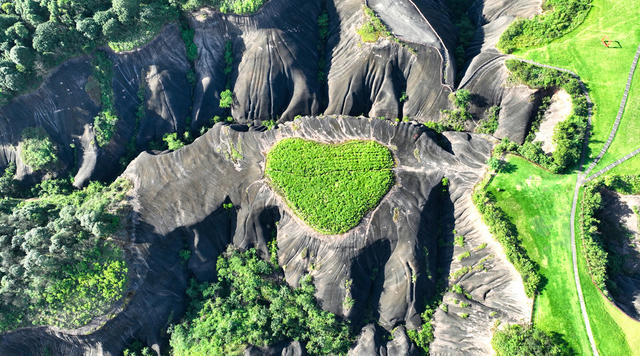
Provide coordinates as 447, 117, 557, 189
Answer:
512, 43, 640, 356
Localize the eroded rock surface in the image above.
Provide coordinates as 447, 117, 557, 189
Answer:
0, 117, 532, 355
599, 190, 640, 320
0, 0, 543, 184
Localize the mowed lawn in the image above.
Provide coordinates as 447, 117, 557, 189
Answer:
516, 0, 640, 168
486, 155, 591, 354
590, 69, 640, 175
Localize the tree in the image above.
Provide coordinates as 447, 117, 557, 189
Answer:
451, 89, 471, 110
32, 21, 68, 54
9, 45, 34, 68
112, 0, 139, 24
0, 63, 27, 92
170, 247, 352, 355
0, 163, 17, 198
488, 157, 502, 172
101, 18, 122, 38
76, 18, 101, 41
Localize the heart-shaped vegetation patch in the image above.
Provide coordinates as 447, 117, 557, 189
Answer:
265, 138, 395, 234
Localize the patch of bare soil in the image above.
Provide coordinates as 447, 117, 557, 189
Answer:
534, 89, 572, 153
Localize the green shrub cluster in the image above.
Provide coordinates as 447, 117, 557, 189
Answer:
0, 178, 130, 331
497, 0, 593, 53
163, 132, 187, 151
179, 0, 266, 14
219, 89, 233, 108
265, 138, 394, 234
443, 0, 476, 74
601, 174, 640, 195
180, 26, 198, 62
475, 106, 500, 134
0, 0, 265, 103
169, 247, 353, 355
218, 39, 235, 109
123, 340, 154, 356
579, 181, 609, 295
357, 6, 391, 43
492, 324, 572, 355
500, 60, 589, 173
91, 51, 119, 147
19, 127, 59, 172
439, 89, 472, 131
473, 188, 540, 297
579, 175, 640, 297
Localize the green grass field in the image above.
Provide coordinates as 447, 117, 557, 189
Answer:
501, 2, 640, 353
517, 0, 640, 168
265, 138, 394, 234
486, 155, 591, 354
487, 155, 640, 355
590, 69, 640, 174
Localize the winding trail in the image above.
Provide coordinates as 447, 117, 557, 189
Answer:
513, 43, 640, 356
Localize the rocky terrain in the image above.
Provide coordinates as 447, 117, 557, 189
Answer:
1, 117, 531, 355
0, 0, 545, 185
0, 0, 548, 354
599, 190, 640, 320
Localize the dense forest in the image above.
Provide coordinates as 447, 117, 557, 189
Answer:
0, 0, 264, 103
0, 176, 130, 331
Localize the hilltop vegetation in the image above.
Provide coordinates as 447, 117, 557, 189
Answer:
265, 138, 394, 234
169, 247, 352, 355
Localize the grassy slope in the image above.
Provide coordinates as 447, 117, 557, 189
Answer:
503, 1, 640, 353
517, 0, 640, 167
486, 155, 591, 354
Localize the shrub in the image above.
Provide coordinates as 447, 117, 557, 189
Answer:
498, 0, 593, 53
443, 0, 477, 74
169, 247, 353, 355
579, 182, 608, 295
163, 132, 186, 151
476, 106, 500, 134
357, 6, 391, 43
91, 51, 120, 147
0, 163, 17, 198
19, 127, 59, 171
578, 175, 640, 298
492, 324, 572, 355
440, 89, 472, 131
219, 89, 233, 108
180, 26, 198, 62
